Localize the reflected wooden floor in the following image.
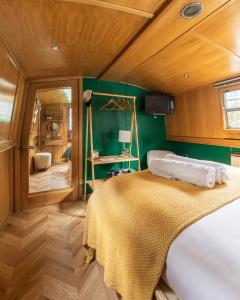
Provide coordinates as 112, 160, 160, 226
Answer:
0, 201, 119, 300
29, 163, 71, 193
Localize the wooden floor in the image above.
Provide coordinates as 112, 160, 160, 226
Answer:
29, 163, 71, 193
0, 201, 119, 300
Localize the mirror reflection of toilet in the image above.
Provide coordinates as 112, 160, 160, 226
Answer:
34, 152, 51, 171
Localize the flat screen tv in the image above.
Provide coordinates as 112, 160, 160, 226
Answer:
145, 94, 174, 115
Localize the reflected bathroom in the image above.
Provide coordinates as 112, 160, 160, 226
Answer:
28, 87, 72, 193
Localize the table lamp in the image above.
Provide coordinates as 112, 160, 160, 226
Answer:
119, 130, 131, 156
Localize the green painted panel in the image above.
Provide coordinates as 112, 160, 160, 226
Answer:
170, 141, 240, 165
82, 78, 171, 182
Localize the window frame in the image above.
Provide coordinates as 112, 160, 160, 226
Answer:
221, 84, 240, 132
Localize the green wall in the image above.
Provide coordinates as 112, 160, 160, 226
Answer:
82, 77, 240, 190
170, 141, 240, 165
82, 78, 171, 181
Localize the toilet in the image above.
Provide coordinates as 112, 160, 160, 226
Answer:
34, 152, 52, 170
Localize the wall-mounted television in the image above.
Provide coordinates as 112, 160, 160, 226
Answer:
145, 94, 174, 115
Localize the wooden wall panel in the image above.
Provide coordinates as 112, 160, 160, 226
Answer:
0, 149, 14, 229
166, 84, 240, 147
0, 41, 19, 142
166, 85, 224, 138
9, 73, 25, 142
0, 39, 26, 226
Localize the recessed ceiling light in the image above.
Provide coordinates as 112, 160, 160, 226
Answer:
183, 73, 190, 78
180, 2, 203, 19
51, 44, 60, 51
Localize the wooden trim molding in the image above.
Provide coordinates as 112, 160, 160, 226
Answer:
58, 0, 154, 18
28, 76, 82, 84
0, 140, 15, 153
20, 79, 81, 209
167, 135, 240, 148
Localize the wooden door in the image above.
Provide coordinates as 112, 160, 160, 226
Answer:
20, 79, 82, 209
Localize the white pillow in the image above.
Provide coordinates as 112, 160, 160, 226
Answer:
147, 150, 175, 168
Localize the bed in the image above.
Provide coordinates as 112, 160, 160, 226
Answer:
83, 167, 240, 300
164, 197, 240, 300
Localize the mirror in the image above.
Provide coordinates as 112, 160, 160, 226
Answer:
48, 122, 60, 133
28, 87, 72, 193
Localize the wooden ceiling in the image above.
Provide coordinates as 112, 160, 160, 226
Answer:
0, 0, 153, 78
37, 88, 72, 104
0, 0, 239, 94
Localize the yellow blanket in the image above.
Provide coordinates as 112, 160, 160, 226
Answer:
83, 169, 240, 300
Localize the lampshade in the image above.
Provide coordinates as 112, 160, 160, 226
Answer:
118, 130, 131, 143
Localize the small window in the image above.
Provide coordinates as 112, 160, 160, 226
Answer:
223, 89, 240, 129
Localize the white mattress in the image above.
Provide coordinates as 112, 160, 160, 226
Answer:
165, 198, 240, 300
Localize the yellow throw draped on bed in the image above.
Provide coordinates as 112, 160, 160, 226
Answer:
83, 168, 240, 300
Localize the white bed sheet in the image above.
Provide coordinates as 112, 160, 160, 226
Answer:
165, 198, 240, 300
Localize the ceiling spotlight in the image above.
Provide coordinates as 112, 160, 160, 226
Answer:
183, 73, 190, 78
180, 2, 203, 19
51, 44, 60, 51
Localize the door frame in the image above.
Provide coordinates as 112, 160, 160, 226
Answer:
20, 78, 82, 209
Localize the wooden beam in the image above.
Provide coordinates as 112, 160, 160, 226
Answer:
59, 0, 154, 18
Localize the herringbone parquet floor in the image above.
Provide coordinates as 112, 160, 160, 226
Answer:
29, 163, 71, 193
0, 201, 119, 300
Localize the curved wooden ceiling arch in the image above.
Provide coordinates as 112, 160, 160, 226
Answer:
0, 0, 239, 94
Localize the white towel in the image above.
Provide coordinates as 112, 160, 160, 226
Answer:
149, 158, 216, 188
147, 150, 175, 168
165, 154, 230, 184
